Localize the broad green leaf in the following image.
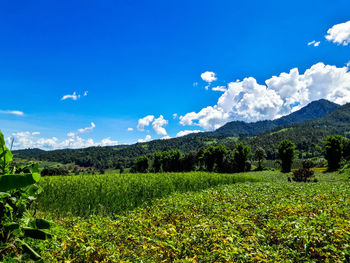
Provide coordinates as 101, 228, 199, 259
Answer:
0, 173, 41, 191
23, 227, 52, 240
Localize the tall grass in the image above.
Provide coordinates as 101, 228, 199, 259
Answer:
38, 171, 267, 217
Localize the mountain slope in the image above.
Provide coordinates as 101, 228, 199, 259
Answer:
214, 99, 339, 136
242, 102, 350, 159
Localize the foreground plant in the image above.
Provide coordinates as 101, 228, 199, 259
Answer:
0, 132, 51, 262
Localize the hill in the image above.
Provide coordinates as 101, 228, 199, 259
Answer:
213, 99, 339, 136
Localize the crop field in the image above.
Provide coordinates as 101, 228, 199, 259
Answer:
33, 170, 350, 262
37, 172, 263, 216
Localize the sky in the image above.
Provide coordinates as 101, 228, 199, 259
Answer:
1, 0, 350, 150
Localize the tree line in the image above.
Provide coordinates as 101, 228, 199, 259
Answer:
132, 135, 350, 174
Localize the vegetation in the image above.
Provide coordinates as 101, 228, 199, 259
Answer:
254, 146, 266, 170
324, 135, 343, 171
37, 172, 262, 217
36, 170, 350, 262
278, 139, 297, 173
0, 132, 51, 261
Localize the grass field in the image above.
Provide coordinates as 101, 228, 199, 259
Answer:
35, 170, 350, 262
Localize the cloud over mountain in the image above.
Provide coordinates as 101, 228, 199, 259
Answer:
180, 62, 350, 130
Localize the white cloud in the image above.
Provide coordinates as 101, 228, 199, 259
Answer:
32, 132, 40, 135
9, 131, 118, 150
307, 40, 320, 47
84, 91, 88, 96
137, 115, 155, 131
127, 127, 134, 132
212, 86, 227, 92
138, 134, 151, 143
180, 62, 350, 130
0, 110, 24, 116
161, 135, 171, 140
326, 20, 350, 46
201, 71, 217, 83
176, 130, 203, 137
77, 122, 95, 134
152, 115, 168, 135
61, 92, 80, 101
172, 113, 178, 119
99, 137, 118, 146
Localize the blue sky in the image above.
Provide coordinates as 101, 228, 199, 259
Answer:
1, 0, 350, 149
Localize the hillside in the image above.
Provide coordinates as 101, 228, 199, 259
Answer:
214, 99, 339, 136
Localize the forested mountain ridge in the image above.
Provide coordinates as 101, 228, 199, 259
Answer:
214, 99, 339, 136
13, 99, 349, 168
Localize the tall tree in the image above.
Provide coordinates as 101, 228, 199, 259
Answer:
277, 139, 296, 173
254, 147, 266, 171
324, 135, 343, 171
233, 143, 251, 172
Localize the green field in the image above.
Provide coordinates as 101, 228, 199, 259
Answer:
37, 172, 263, 217
33, 170, 350, 262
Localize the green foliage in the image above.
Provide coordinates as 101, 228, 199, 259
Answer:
201, 144, 228, 172
37, 172, 262, 217
342, 137, 350, 161
0, 131, 51, 261
324, 135, 343, 171
254, 147, 266, 170
40, 175, 350, 262
278, 139, 297, 173
134, 155, 149, 173
233, 143, 251, 172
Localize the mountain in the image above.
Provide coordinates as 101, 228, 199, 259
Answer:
242, 102, 350, 159
13, 99, 348, 167
213, 99, 340, 136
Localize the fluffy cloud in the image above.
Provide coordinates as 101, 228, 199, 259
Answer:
84, 91, 88, 96
9, 131, 118, 150
0, 110, 24, 116
127, 127, 134, 131
212, 86, 227, 92
172, 113, 178, 119
326, 20, 350, 46
138, 134, 152, 143
137, 115, 155, 131
307, 40, 320, 47
201, 71, 217, 83
161, 135, 171, 140
176, 130, 203, 137
78, 122, 95, 133
61, 92, 80, 101
152, 115, 168, 135
180, 62, 350, 130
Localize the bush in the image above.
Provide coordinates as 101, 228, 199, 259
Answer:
291, 168, 315, 182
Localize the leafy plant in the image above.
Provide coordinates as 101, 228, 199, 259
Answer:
0, 132, 51, 261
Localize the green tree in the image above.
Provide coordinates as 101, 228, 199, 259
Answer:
162, 150, 182, 172
152, 152, 163, 173
254, 147, 266, 171
233, 143, 251, 172
202, 145, 228, 172
324, 135, 343, 171
134, 155, 150, 173
342, 137, 350, 162
277, 139, 296, 173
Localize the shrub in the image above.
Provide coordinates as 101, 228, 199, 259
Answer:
291, 168, 315, 182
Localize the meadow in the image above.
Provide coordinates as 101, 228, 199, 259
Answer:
34, 170, 350, 262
